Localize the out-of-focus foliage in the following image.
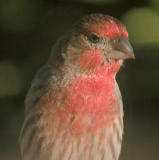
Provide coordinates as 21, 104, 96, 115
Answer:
122, 8, 159, 45
79, 0, 117, 4
0, 61, 23, 97
0, 0, 39, 33
150, 0, 159, 10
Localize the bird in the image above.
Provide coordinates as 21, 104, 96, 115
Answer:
20, 14, 134, 160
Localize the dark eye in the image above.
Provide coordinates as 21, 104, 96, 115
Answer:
88, 34, 100, 43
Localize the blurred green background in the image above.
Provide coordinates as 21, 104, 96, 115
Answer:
0, 0, 159, 160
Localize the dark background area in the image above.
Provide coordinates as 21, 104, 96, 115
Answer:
0, 0, 159, 160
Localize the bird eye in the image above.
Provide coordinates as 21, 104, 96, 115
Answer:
88, 34, 100, 43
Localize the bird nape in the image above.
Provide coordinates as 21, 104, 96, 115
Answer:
20, 14, 134, 160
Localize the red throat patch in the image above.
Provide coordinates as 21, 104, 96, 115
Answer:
42, 58, 121, 136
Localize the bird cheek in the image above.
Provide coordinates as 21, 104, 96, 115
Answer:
78, 49, 104, 69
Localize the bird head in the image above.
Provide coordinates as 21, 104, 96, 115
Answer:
62, 14, 134, 73
50, 14, 134, 76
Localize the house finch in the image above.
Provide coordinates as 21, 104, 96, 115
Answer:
20, 14, 134, 160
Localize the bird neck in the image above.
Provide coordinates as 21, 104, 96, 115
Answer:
56, 61, 121, 135
66, 61, 121, 114
40, 61, 122, 136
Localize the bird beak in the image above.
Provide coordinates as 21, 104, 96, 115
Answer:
106, 36, 135, 60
